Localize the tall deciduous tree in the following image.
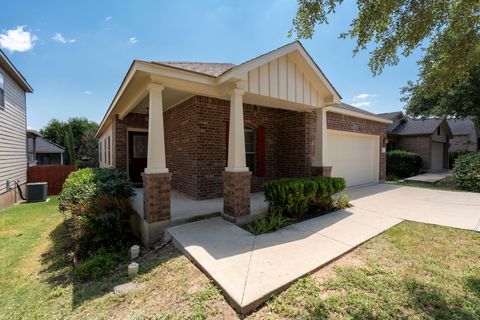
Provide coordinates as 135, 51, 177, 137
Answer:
40, 117, 99, 164
291, 0, 480, 95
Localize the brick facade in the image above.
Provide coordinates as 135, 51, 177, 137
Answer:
141, 172, 171, 222
223, 171, 251, 218
391, 135, 432, 170
111, 96, 388, 201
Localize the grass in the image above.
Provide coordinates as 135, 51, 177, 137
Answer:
389, 176, 460, 191
1, 198, 479, 319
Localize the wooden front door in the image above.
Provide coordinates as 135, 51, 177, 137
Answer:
128, 131, 148, 184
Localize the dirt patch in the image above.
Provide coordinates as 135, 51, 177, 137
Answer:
312, 250, 365, 285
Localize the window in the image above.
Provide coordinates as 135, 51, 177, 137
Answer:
107, 136, 111, 165
437, 126, 441, 135
244, 127, 256, 174
104, 139, 107, 164
99, 141, 102, 163
0, 72, 4, 110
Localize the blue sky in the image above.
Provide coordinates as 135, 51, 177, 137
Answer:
1, 0, 422, 131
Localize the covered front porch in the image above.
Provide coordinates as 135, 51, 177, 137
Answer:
132, 189, 268, 224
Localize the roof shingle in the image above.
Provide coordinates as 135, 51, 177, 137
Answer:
447, 119, 476, 136
391, 118, 443, 135
151, 62, 236, 77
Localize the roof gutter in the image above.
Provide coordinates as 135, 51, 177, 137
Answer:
324, 104, 392, 124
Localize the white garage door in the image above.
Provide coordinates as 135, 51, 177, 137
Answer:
431, 142, 445, 172
327, 130, 380, 187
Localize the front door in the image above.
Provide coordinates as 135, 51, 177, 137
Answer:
128, 131, 148, 184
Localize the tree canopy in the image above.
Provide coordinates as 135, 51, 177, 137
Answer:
40, 117, 98, 165
291, 0, 480, 96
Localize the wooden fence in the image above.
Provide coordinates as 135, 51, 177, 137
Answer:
27, 165, 78, 195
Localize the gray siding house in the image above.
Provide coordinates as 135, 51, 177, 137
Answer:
0, 49, 33, 210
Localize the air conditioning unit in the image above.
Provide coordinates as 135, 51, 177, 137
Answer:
27, 182, 48, 202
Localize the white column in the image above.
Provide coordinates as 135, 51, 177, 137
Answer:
313, 107, 329, 167
145, 83, 168, 174
226, 88, 249, 172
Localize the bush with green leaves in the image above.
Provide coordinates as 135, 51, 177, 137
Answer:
449, 151, 474, 169
386, 150, 423, 178
75, 249, 126, 280
264, 176, 346, 219
59, 168, 136, 261
246, 208, 293, 235
453, 152, 480, 192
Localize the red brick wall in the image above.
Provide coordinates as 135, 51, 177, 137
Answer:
395, 135, 432, 170
113, 113, 148, 172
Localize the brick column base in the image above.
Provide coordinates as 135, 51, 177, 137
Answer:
311, 166, 332, 177
223, 171, 251, 218
141, 172, 171, 223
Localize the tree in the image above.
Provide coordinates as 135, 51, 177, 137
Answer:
40, 117, 99, 165
291, 0, 480, 94
402, 65, 480, 121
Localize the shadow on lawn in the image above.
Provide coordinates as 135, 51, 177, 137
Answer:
39, 218, 179, 309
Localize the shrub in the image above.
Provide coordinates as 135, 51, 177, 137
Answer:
264, 176, 346, 219
75, 249, 125, 280
449, 151, 474, 169
59, 168, 135, 214
386, 150, 422, 178
59, 168, 136, 260
453, 152, 480, 192
334, 193, 350, 209
246, 208, 293, 235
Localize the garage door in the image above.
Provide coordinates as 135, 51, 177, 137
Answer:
431, 142, 445, 172
327, 130, 380, 187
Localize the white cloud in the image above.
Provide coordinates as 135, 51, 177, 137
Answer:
52, 33, 75, 44
351, 102, 371, 108
105, 16, 112, 21
0, 26, 37, 52
84, 90, 92, 95
129, 37, 138, 44
352, 93, 376, 101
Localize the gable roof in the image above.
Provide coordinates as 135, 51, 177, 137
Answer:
447, 118, 477, 136
377, 111, 404, 120
27, 136, 64, 153
0, 49, 33, 93
151, 62, 236, 77
391, 118, 444, 135
337, 103, 377, 116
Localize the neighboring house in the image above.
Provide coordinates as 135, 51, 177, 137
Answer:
96, 41, 391, 243
27, 130, 65, 165
378, 111, 453, 172
0, 49, 33, 210
447, 118, 479, 152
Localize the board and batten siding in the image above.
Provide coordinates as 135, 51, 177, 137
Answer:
246, 53, 327, 108
0, 65, 27, 195
98, 123, 113, 168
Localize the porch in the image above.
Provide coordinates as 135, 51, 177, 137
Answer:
132, 188, 268, 224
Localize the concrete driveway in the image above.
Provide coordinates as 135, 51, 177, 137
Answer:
348, 184, 480, 231
166, 184, 480, 314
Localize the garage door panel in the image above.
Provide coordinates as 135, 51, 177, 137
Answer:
431, 142, 445, 172
327, 130, 379, 187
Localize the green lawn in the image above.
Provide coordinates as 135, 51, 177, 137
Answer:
1, 198, 479, 319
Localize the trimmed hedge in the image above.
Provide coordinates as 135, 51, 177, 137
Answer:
264, 176, 346, 219
449, 151, 474, 169
453, 152, 480, 192
386, 150, 422, 179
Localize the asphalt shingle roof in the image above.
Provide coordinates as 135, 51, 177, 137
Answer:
377, 111, 404, 120
391, 118, 443, 135
337, 103, 377, 116
447, 119, 476, 136
27, 137, 64, 153
151, 62, 236, 77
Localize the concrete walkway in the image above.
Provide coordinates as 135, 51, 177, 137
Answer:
405, 170, 452, 183
166, 184, 480, 314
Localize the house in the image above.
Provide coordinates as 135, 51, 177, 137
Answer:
27, 130, 65, 165
95, 41, 391, 244
0, 49, 33, 210
378, 111, 452, 172
447, 118, 479, 152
